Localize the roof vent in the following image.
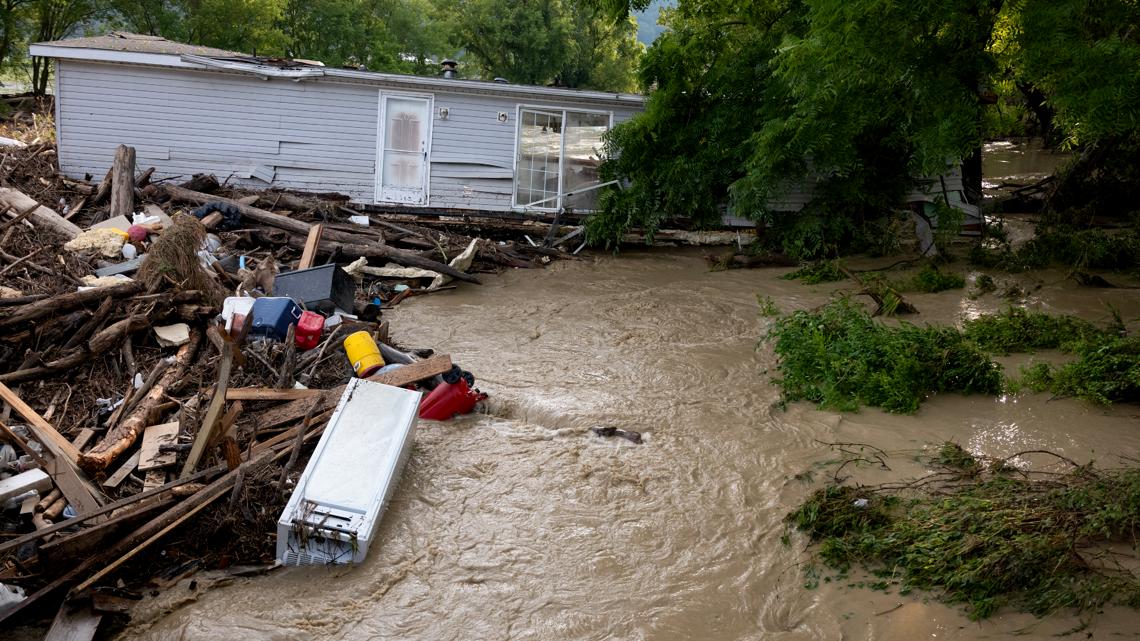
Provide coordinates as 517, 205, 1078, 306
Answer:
441, 59, 458, 79
493, 77, 508, 84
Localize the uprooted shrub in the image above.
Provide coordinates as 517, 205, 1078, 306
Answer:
787, 444, 1140, 619
962, 307, 1105, 354
1021, 334, 1140, 404
767, 299, 1002, 413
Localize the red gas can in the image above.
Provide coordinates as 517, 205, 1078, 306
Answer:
418, 378, 486, 420
294, 310, 325, 351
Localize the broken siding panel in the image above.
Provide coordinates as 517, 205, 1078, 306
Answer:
56, 60, 379, 201
429, 176, 514, 210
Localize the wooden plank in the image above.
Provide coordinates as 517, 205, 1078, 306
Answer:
0, 381, 81, 463
45, 600, 102, 641
298, 223, 323, 269
368, 353, 453, 387
70, 428, 96, 452
101, 451, 141, 489
138, 422, 179, 471
226, 388, 320, 401
179, 342, 233, 478
143, 469, 167, 492
0, 463, 224, 557
0, 415, 103, 518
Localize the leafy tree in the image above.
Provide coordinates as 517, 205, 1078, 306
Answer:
110, 0, 287, 54
281, 0, 447, 73
443, 0, 570, 85
29, 0, 106, 93
440, 0, 642, 90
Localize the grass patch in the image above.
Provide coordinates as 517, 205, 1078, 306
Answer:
767, 299, 1002, 413
787, 445, 1140, 619
962, 307, 1104, 354
783, 260, 846, 284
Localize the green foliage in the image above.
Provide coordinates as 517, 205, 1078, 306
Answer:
908, 264, 966, 293
788, 450, 1140, 619
782, 260, 845, 285
767, 299, 1003, 414
443, 0, 642, 90
757, 294, 780, 317
971, 273, 997, 297
963, 307, 1103, 354
1022, 335, 1140, 405
970, 225, 1140, 272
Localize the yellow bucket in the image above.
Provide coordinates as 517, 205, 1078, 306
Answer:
343, 331, 384, 377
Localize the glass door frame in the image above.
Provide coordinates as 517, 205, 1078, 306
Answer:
512, 104, 614, 212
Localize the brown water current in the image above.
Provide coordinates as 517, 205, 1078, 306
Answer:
123, 249, 1140, 640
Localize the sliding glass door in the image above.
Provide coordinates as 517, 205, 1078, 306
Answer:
514, 107, 612, 211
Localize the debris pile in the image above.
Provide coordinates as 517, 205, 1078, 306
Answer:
0, 140, 540, 631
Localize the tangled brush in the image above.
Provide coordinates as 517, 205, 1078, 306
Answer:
137, 212, 227, 305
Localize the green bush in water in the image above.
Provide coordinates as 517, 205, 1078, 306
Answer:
767, 299, 1002, 413
908, 264, 965, 293
963, 307, 1104, 354
1022, 335, 1140, 404
782, 260, 846, 284
786, 446, 1140, 619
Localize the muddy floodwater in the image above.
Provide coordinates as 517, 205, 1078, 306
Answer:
123, 250, 1140, 640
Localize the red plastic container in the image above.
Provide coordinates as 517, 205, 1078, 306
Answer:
294, 310, 325, 351
418, 378, 486, 420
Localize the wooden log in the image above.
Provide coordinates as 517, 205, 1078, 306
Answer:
0, 187, 82, 240
134, 166, 155, 188
0, 315, 149, 384
36, 489, 63, 512
0, 281, 143, 328
298, 223, 323, 269
92, 167, 113, 205
110, 145, 136, 220
80, 334, 200, 474
165, 185, 480, 283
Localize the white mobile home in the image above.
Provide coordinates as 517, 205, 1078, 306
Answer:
30, 32, 645, 214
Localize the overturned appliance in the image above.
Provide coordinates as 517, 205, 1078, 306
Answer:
276, 378, 420, 565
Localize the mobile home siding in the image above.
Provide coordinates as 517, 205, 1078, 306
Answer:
56, 59, 642, 212
57, 60, 381, 201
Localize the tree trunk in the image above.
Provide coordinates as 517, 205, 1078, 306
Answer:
80, 333, 200, 474
0, 188, 83, 240
110, 145, 136, 219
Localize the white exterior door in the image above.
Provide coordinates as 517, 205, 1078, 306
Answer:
377, 93, 431, 205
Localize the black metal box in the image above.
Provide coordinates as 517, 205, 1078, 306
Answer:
274, 264, 356, 314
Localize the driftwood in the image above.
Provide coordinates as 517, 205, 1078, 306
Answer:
0, 187, 82, 240
80, 333, 201, 474
179, 332, 233, 478
839, 265, 918, 315
164, 185, 481, 284
0, 314, 149, 383
0, 281, 143, 328
110, 145, 136, 219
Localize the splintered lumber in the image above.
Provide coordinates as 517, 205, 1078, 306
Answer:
179, 335, 234, 478
110, 145, 136, 220
81, 333, 200, 474
71, 428, 96, 451
298, 223, 323, 269
0, 281, 143, 328
138, 422, 179, 471
0, 187, 82, 240
93, 167, 113, 204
